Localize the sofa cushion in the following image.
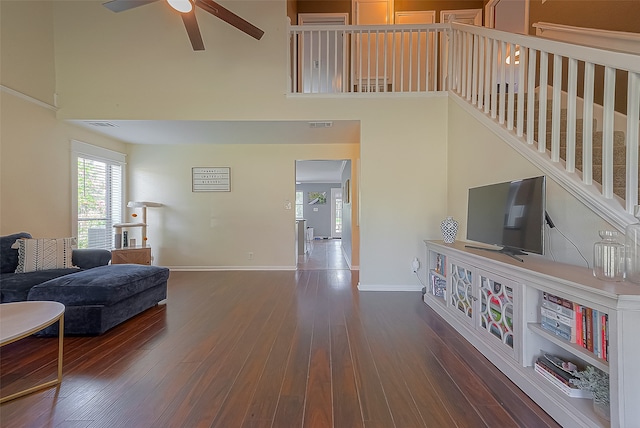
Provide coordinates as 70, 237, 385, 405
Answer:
0, 232, 32, 273
28, 264, 170, 306
13, 237, 76, 273
0, 268, 80, 303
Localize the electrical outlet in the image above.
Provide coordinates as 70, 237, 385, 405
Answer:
411, 258, 420, 273
248, 252, 254, 260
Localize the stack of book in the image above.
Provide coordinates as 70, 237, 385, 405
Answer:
540, 292, 609, 361
430, 273, 446, 298
534, 354, 592, 398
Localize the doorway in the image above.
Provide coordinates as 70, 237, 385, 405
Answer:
295, 159, 352, 269
298, 13, 349, 93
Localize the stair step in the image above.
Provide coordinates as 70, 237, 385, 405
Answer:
500, 94, 638, 202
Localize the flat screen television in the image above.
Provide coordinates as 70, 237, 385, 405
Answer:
466, 176, 546, 261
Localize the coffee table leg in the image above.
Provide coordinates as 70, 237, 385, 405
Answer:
0, 313, 64, 403
57, 314, 64, 382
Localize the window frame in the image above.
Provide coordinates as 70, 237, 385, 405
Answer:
71, 140, 126, 248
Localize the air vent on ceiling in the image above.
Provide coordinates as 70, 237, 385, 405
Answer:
86, 121, 118, 128
309, 121, 333, 128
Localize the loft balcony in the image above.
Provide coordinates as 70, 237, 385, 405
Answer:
288, 21, 640, 231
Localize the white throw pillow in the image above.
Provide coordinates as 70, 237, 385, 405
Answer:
12, 237, 77, 273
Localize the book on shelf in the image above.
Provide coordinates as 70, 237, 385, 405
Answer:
542, 292, 575, 318
540, 318, 572, 341
429, 273, 446, 298
534, 359, 593, 399
540, 292, 609, 362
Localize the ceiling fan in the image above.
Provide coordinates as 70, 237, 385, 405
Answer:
102, 0, 264, 51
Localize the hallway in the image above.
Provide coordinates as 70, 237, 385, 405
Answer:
298, 239, 349, 270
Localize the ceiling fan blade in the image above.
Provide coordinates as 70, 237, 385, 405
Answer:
102, 0, 160, 13
181, 10, 205, 51
196, 0, 264, 40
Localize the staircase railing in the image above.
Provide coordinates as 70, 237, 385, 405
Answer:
448, 22, 640, 229
287, 22, 640, 229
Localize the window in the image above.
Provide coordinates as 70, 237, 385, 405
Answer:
72, 141, 125, 249
296, 191, 304, 219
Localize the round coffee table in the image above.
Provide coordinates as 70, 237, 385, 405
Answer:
0, 301, 65, 403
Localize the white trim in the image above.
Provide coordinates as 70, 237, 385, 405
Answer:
357, 283, 423, 291
395, 10, 436, 24
298, 12, 349, 26
0, 85, 57, 111
71, 140, 126, 164
168, 266, 297, 271
534, 22, 640, 55
440, 9, 481, 25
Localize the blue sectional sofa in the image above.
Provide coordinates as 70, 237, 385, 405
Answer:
0, 232, 169, 335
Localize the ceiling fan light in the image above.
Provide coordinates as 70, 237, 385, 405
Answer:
167, 0, 193, 13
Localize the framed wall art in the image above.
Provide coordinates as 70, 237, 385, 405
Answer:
192, 167, 231, 192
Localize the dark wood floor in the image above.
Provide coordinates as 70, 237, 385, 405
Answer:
1, 241, 560, 427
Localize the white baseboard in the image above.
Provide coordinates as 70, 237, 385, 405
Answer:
357, 283, 423, 292
167, 265, 297, 271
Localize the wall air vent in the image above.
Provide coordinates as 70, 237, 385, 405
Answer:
86, 121, 118, 128
309, 121, 333, 128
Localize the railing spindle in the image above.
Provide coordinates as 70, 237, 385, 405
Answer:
626, 71, 640, 210
516, 46, 526, 137
507, 42, 516, 130
602, 66, 617, 199
566, 57, 578, 172
551, 54, 563, 162
526, 48, 537, 145
582, 62, 595, 185
537, 51, 549, 153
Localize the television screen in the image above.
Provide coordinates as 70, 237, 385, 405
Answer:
466, 176, 546, 256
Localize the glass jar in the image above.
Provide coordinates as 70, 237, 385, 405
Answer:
624, 205, 640, 284
593, 230, 624, 281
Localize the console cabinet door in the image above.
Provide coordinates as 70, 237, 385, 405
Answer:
448, 259, 475, 327
476, 270, 519, 362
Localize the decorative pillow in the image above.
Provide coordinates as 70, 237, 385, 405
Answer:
11, 237, 77, 273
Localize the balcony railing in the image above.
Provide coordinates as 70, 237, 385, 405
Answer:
288, 22, 640, 229
288, 24, 450, 94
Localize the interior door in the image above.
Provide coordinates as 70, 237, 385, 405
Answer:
353, 0, 393, 92
395, 11, 436, 91
299, 13, 349, 93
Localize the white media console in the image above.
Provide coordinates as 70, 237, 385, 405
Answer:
424, 240, 640, 428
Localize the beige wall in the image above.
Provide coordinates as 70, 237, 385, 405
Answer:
0, 93, 127, 238
0, 0, 56, 105
0, 1, 126, 238
128, 143, 359, 269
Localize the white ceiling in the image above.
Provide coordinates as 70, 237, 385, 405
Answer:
296, 160, 347, 183
70, 119, 358, 183
70, 119, 359, 145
